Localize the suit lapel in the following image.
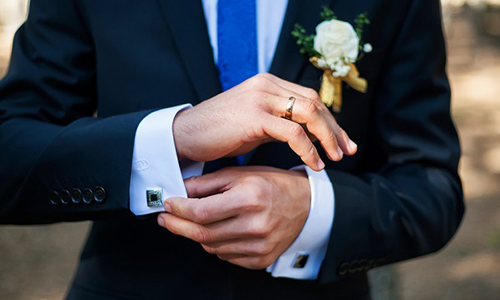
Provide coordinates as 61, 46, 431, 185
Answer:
270, 0, 333, 82
156, 0, 221, 102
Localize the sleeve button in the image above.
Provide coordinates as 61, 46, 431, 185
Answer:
49, 191, 60, 205
338, 262, 349, 276
82, 188, 93, 204
60, 190, 71, 205
94, 186, 106, 203
71, 188, 83, 204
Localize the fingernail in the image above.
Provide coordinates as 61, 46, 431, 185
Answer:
164, 201, 172, 213
158, 217, 165, 227
337, 146, 344, 159
348, 140, 357, 152
317, 158, 325, 170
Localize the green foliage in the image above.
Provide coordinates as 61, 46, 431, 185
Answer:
291, 24, 318, 57
354, 12, 370, 38
320, 5, 337, 21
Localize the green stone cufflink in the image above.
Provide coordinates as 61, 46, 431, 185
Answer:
147, 189, 163, 207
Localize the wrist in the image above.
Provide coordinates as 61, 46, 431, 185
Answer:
172, 109, 188, 160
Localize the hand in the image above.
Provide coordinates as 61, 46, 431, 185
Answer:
173, 73, 357, 171
157, 166, 311, 270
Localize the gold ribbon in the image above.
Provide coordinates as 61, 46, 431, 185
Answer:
310, 57, 367, 113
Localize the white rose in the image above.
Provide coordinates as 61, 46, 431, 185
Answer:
314, 19, 360, 65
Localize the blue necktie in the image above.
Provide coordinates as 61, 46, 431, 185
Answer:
217, 0, 258, 164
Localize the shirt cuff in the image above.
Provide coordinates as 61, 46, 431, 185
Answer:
266, 165, 334, 280
129, 104, 204, 215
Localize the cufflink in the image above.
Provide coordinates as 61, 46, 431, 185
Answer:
292, 254, 309, 269
147, 189, 163, 207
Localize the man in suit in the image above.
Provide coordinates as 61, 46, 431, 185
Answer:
0, 0, 464, 299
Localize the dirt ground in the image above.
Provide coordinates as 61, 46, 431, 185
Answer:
0, 5, 499, 300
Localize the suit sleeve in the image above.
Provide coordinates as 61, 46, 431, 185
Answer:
0, 0, 153, 224
318, 0, 464, 283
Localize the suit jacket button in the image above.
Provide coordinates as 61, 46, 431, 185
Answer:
60, 190, 71, 205
49, 191, 60, 205
71, 188, 82, 204
83, 188, 93, 204
94, 186, 106, 203
338, 262, 349, 276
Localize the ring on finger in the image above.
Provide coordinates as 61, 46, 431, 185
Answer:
284, 96, 296, 120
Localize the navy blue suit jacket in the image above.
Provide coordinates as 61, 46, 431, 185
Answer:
0, 0, 464, 299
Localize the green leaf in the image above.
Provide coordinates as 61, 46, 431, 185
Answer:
354, 12, 370, 39
320, 5, 337, 21
291, 23, 318, 57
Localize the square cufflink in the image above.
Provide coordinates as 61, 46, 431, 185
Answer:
147, 189, 163, 207
292, 254, 309, 269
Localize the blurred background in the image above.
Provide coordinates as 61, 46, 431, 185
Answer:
0, 0, 499, 299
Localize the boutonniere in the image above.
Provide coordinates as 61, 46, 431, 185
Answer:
292, 6, 372, 112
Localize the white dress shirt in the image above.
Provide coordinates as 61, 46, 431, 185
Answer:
129, 0, 335, 280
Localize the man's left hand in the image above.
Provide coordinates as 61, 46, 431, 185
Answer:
157, 166, 311, 270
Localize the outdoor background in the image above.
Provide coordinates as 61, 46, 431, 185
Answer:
1, 0, 499, 299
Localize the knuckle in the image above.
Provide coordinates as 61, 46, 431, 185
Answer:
302, 99, 319, 115
242, 178, 271, 210
334, 123, 344, 134
248, 257, 273, 270
163, 219, 177, 234
248, 75, 267, 89
258, 73, 272, 80
253, 243, 273, 256
191, 205, 210, 224
302, 143, 316, 159
202, 244, 216, 254
326, 129, 337, 143
288, 123, 305, 139
250, 183, 266, 202
249, 221, 271, 238
305, 88, 321, 102
192, 226, 211, 243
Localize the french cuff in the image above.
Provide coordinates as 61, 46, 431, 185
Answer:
266, 165, 334, 280
129, 104, 204, 215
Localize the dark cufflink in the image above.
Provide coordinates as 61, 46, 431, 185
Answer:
82, 188, 93, 204
292, 254, 309, 269
94, 186, 106, 203
147, 189, 163, 207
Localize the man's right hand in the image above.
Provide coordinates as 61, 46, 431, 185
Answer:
172, 73, 357, 171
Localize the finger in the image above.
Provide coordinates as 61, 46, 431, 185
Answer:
158, 212, 251, 244
261, 114, 324, 171
294, 98, 343, 160
258, 75, 357, 156
294, 98, 354, 158
272, 95, 356, 158
257, 73, 322, 103
184, 171, 235, 198
202, 239, 274, 257
158, 213, 214, 243
220, 254, 274, 270
164, 190, 242, 225
216, 253, 247, 261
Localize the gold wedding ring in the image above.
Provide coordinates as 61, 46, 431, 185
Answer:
284, 96, 296, 120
